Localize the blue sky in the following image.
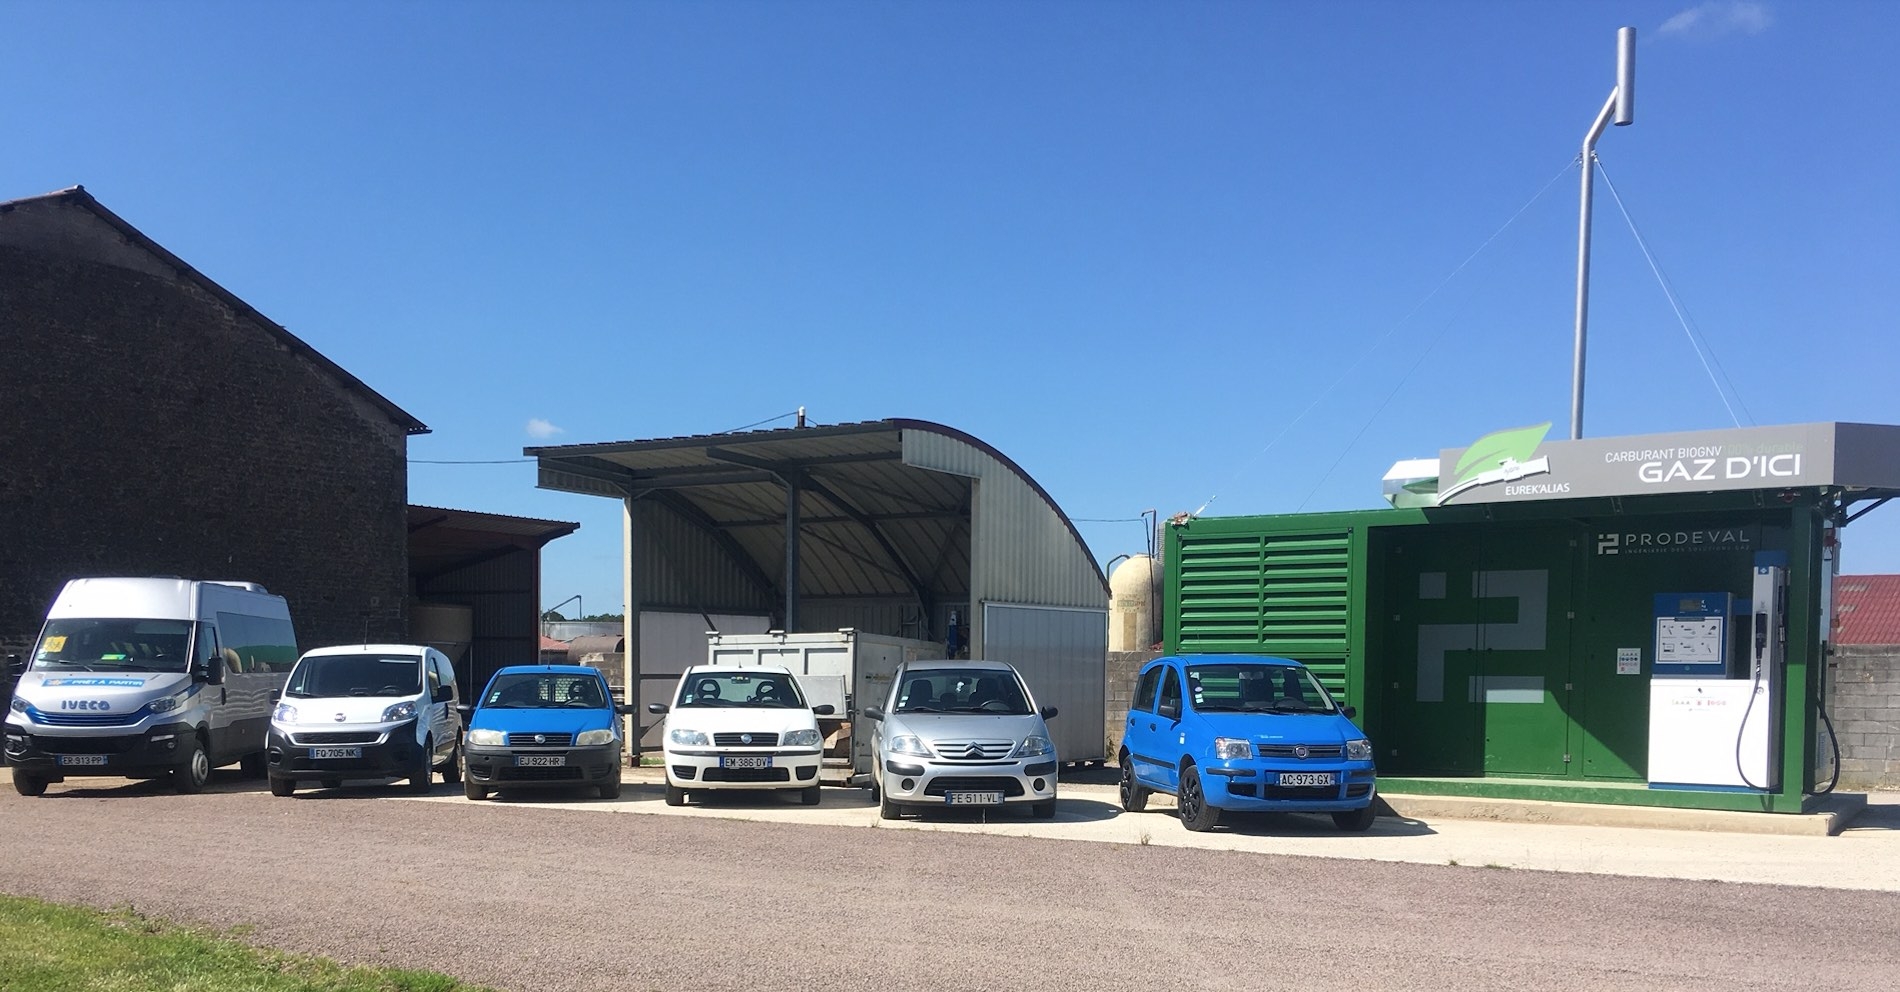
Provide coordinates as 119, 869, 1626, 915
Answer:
5, 1, 1896, 615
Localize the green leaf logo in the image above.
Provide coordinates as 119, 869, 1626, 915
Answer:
1454, 422, 1552, 486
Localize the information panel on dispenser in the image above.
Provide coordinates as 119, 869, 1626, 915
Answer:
1651, 593, 1732, 677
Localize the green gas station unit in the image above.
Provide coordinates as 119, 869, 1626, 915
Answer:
1164, 422, 1900, 813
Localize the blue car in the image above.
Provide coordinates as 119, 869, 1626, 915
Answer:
1119, 655, 1378, 832
461, 665, 632, 800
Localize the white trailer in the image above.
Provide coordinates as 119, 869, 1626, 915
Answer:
706, 626, 1107, 784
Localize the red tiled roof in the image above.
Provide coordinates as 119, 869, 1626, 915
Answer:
539, 636, 568, 653
1833, 575, 1900, 645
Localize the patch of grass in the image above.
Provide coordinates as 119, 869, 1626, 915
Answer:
1447, 858, 1460, 866
1483, 862, 1509, 870
0, 894, 496, 992
1137, 829, 1152, 846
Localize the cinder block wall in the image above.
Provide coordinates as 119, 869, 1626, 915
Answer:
0, 239, 410, 653
1830, 645, 1899, 790
1105, 649, 1162, 761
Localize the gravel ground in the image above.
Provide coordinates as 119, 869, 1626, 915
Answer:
2, 774, 1896, 992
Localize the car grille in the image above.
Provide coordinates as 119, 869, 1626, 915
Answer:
291, 732, 381, 745
31, 710, 143, 728
930, 739, 1014, 761
496, 765, 584, 781
1255, 744, 1343, 759
31, 734, 139, 754
713, 732, 779, 747
923, 775, 1025, 798
505, 733, 574, 747
700, 766, 790, 783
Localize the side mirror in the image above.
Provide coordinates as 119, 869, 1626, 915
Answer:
646, 703, 669, 715
1158, 700, 1180, 721
614, 703, 637, 716
862, 706, 885, 722
1342, 705, 1357, 719
431, 685, 454, 704
812, 703, 836, 716
5, 654, 21, 677
456, 703, 474, 719
1039, 706, 1059, 720
195, 655, 226, 686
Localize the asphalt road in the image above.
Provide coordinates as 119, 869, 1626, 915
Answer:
2, 774, 1895, 992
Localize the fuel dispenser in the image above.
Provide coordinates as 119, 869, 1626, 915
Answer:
1646, 554, 1787, 791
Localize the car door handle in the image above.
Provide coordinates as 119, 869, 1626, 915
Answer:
1148, 723, 1156, 731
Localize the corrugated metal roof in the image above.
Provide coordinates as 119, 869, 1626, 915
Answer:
0, 186, 429, 435
527, 419, 1106, 642
408, 504, 579, 582
1834, 574, 1900, 645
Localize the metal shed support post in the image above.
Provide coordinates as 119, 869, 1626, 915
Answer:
784, 481, 800, 631
623, 495, 644, 761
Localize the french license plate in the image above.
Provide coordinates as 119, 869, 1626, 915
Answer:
1278, 772, 1336, 787
311, 747, 362, 760
721, 755, 770, 770
945, 791, 1004, 806
58, 754, 107, 766
516, 755, 566, 767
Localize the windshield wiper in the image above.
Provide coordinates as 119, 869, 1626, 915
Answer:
282, 689, 314, 698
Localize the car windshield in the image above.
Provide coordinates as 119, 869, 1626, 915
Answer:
674, 672, 806, 708
482, 672, 607, 709
1187, 664, 1337, 714
283, 654, 423, 697
28, 618, 193, 673
892, 668, 1032, 715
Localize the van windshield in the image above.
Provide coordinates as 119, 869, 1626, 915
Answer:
29, 619, 193, 673
1186, 664, 1338, 714
893, 668, 1031, 715
282, 654, 423, 698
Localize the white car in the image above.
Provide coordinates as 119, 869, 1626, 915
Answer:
649, 664, 833, 806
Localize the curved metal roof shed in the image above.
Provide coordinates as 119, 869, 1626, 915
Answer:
528, 418, 1111, 759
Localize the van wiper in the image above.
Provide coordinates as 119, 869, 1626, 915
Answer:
282, 689, 313, 698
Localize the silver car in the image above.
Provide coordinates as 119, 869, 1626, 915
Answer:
864, 659, 1058, 819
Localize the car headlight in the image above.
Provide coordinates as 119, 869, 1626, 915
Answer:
781, 728, 821, 748
465, 729, 505, 746
576, 728, 616, 746
1012, 735, 1053, 758
9, 696, 25, 713
381, 701, 417, 722
1346, 738, 1374, 761
270, 702, 299, 724
888, 734, 931, 757
1214, 737, 1253, 760
669, 728, 709, 747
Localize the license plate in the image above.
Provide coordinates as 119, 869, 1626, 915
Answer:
1278, 772, 1336, 787
311, 747, 362, 760
721, 755, 770, 770
59, 754, 107, 766
516, 755, 566, 767
945, 791, 1004, 806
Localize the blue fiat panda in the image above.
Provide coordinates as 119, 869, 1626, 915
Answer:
461, 665, 632, 800
1119, 655, 1378, 832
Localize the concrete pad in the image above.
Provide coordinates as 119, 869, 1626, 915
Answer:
1377, 790, 1867, 836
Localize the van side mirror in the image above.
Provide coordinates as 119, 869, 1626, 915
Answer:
646, 703, 669, 715
862, 706, 885, 721
431, 685, 454, 704
195, 655, 226, 686
1343, 705, 1357, 719
1039, 706, 1059, 720
5, 654, 21, 677
812, 703, 835, 716
1158, 699, 1180, 721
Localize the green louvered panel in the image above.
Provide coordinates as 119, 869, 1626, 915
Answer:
1178, 530, 1351, 693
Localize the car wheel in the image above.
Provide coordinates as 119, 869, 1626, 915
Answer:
173, 736, 211, 794
408, 738, 434, 794
664, 785, 686, 807
800, 785, 821, 806
464, 775, 488, 801
1332, 804, 1378, 832
239, 752, 269, 778
269, 776, 296, 798
12, 768, 48, 797
321, 778, 344, 789
1031, 798, 1056, 819
442, 743, 463, 785
878, 792, 902, 820
599, 774, 622, 800
1177, 763, 1220, 832
1118, 755, 1149, 813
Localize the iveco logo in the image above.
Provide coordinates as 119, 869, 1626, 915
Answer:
59, 700, 110, 711
1293, 745, 1310, 759
741, 733, 753, 744
534, 734, 547, 744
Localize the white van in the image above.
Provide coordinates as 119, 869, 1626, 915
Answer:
265, 644, 462, 796
4, 577, 296, 796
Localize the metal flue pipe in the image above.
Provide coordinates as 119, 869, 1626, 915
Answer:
1570, 26, 1636, 440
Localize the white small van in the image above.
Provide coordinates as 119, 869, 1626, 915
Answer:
265, 644, 463, 796
4, 577, 296, 796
